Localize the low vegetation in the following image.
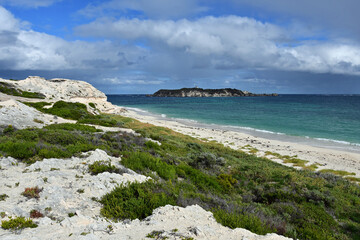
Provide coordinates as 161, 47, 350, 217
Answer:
24, 101, 120, 127
1, 216, 37, 230
88, 160, 127, 175
0, 194, 9, 201
29, 210, 44, 219
22, 187, 42, 199
0, 103, 359, 239
0, 82, 45, 99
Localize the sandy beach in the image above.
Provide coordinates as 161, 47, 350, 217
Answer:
119, 107, 360, 179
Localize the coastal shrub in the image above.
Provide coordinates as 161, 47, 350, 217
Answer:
100, 181, 176, 220
25, 101, 122, 127
189, 152, 225, 170
88, 161, 119, 175
121, 151, 176, 180
0, 141, 37, 159
14, 129, 39, 141
213, 208, 275, 235
3, 125, 15, 134
40, 129, 86, 145
89, 102, 96, 108
46, 101, 89, 120
1, 216, 37, 230
23, 101, 51, 110
217, 174, 238, 191
0, 82, 45, 99
44, 123, 102, 133
77, 117, 119, 127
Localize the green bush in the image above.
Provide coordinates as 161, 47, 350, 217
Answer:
100, 181, 176, 220
45, 123, 102, 133
1, 216, 37, 230
213, 208, 276, 235
0, 82, 45, 99
88, 161, 119, 175
46, 101, 89, 120
121, 151, 176, 180
0, 194, 9, 201
3, 125, 15, 134
40, 129, 86, 145
0, 141, 37, 159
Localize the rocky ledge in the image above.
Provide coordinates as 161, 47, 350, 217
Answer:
150, 88, 278, 97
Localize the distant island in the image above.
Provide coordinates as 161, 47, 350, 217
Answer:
150, 87, 278, 97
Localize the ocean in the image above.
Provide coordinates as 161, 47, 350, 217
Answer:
107, 94, 360, 152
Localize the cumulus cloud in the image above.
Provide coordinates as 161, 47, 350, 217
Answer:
0, 6, 147, 72
76, 16, 360, 75
106, 76, 163, 85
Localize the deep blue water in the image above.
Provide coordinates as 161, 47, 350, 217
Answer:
107, 94, 360, 146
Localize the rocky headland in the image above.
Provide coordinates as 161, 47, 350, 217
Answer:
150, 88, 278, 97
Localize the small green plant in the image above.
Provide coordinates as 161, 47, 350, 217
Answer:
50, 168, 59, 171
0, 82, 45, 99
43, 177, 48, 183
1, 216, 37, 230
14, 182, 19, 187
320, 169, 356, 176
146, 230, 165, 239
88, 161, 118, 175
0, 194, 9, 201
44, 207, 52, 212
22, 187, 42, 199
68, 212, 76, 217
33, 118, 44, 124
106, 224, 114, 233
3, 125, 14, 134
89, 102, 96, 108
0, 212, 6, 218
77, 189, 84, 194
80, 232, 89, 236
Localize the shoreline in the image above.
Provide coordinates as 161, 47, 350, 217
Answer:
123, 106, 360, 154
116, 106, 360, 178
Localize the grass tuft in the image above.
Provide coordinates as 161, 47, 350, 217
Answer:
1, 216, 37, 230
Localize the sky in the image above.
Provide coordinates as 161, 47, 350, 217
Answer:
0, 0, 360, 94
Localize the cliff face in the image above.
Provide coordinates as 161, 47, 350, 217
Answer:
1, 76, 107, 101
151, 88, 278, 97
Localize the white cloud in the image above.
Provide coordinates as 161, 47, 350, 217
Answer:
106, 76, 163, 85
0, 0, 62, 8
0, 6, 147, 71
76, 16, 360, 75
0, 6, 21, 31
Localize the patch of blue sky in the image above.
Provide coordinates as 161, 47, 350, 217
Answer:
5, 1, 88, 39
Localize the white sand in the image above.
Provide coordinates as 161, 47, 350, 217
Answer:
119, 108, 360, 178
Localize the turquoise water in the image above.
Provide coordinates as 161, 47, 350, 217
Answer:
107, 94, 360, 146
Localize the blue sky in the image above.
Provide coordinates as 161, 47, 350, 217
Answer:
1, 0, 360, 94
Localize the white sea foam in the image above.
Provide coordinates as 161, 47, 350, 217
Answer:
314, 138, 360, 146
120, 105, 360, 152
